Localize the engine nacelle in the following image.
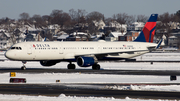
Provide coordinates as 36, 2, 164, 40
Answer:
77, 56, 97, 67
40, 60, 59, 66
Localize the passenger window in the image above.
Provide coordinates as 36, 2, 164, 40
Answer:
19, 47, 22, 50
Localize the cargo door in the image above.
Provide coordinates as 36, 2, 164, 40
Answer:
136, 44, 141, 54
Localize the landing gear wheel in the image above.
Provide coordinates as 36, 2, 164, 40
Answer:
21, 61, 27, 70
67, 64, 76, 69
21, 66, 26, 70
92, 64, 100, 70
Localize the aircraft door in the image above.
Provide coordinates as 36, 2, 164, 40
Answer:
97, 43, 102, 53
27, 44, 32, 54
59, 44, 63, 54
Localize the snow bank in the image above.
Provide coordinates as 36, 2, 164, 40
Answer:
1, 72, 180, 84
0, 94, 161, 101
106, 85, 180, 92
1, 72, 180, 92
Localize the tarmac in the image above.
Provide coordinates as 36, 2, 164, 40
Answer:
0, 83, 180, 99
0, 68, 180, 76
1, 67, 180, 99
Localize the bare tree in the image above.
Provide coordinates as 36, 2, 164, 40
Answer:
69, 9, 77, 22
0, 18, 7, 25
69, 9, 87, 23
42, 15, 51, 24
30, 14, 46, 28
50, 10, 71, 28
113, 13, 135, 25
77, 9, 87, 19
158, 12, 174, 23
19, 12, 30, 21
86, 11, 104, 23
85, 11, 104, 35
50, 10, 63, 18
136, 15, 148, 23
156, 12, 175, 38
174, 10, 180, 22
104, 17, 114, 25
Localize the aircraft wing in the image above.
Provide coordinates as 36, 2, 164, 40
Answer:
74, 49, 148, 58
146, 39, 163, 51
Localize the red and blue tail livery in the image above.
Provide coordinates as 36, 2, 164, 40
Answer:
134, 14, 158, 43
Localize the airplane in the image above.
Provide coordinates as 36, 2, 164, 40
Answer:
5, 14, 160, 70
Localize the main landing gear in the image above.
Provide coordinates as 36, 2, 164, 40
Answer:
21, 61, 27, 70
67, 62, 101, 70
92, 64, 100, 70
67, 62, 76, 69
67, 63, 100, 70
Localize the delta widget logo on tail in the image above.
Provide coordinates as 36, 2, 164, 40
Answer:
134, 14, 158, 43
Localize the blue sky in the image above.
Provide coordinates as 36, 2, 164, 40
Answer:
0, 0, 179, 19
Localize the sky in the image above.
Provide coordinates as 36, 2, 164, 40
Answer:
0, 0, 180, 19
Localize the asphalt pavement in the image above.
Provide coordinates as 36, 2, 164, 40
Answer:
0, 68, 180, 76
1, 67, 180, 99
0, 84, 180, 99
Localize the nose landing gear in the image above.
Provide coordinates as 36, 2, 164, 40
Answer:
21, 61, 27, 70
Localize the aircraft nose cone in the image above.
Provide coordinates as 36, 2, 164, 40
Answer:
5, 51, 9, 58
5, 51, 12, 59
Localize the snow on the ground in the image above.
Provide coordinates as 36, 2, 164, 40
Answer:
106, 85, 180, 92
135, 52, 180, 61
1, 60, 180, 71
1, 72, 180, 92
1, 52, 180, 92
1, 72, 180, 84
1, 52, 180, 100
0, 94, 163, 101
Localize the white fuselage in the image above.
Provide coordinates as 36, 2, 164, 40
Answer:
5, 41, 157, 61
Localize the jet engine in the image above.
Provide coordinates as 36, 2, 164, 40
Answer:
77, 56, 97, 67
40, 60, 60, 66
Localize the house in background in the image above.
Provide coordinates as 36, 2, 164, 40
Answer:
57, 33, 69, 41
168, 36, 178, 47
105, 32, 126, 41
127, 22, 144, 31
66, 32, 90, 41
0, 30, 11, 50
118, 31, 140, 41
93, 19, 106, 30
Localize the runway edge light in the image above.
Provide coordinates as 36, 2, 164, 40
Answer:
10, 72, 16, 77
56, 80, 60, 83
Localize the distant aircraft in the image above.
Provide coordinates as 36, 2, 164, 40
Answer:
5, 14, 160, 70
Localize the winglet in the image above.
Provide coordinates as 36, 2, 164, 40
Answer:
155, 38, 163, 49
134, 14, 158, 43
44, 37, 46, 41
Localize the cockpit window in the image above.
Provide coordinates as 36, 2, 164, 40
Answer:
11, 47, 15, 49
11, 47, 22, 50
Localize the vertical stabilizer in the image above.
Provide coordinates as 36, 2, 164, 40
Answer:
134, 14, 158, 43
